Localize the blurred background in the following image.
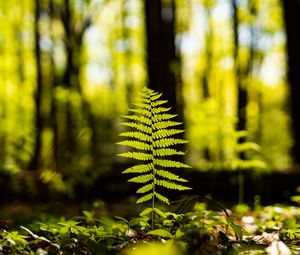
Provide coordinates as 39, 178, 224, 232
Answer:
0, 0, 299, 207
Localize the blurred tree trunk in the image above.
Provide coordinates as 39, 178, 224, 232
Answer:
232, 0, 250, 159
202, 6, 212, 99
49, 0, 61, 170
60, 0, 90, 168
145, 0, 182, 117
232, 0, 257, 204
145, 0, 185, 158
121, 0, 133, 106
202, 5, 213, 161
282, 0, 300, 165
60, 0, 102, 171
62, 0, 78, 164
29, 0, 43, 170
232, 0, 246, 132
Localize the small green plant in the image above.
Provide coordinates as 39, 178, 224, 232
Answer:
231, 131, 267, 204
118, 87, 191, 228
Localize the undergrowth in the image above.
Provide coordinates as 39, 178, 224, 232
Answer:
1, 203, 300, 254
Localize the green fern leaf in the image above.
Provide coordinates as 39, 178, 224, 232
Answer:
132, 102, 151, 110
117, 140, 151, 150
137, 183, 154, 193
128, 174, 153, 183
153, 121, 182, 130
122, 164, 153, 174
152, 107, 172, 114
154, 159, 191, 168
153, 208, 167, 217
152, 129, 184, 139
156, 170, 188, 182
129, 108, 151, 117
153, 148, 185, 157
236, 142, 261, 152
150, 93, 162, 101
119, 131, 151, 142
140, 207, 153, 216
118, 152, 152, 161
121, 122, 151, 133
136, 193, 153, 203
155, 192, 170, 205
156, 180, 191, 191
151, 100, 168, 107
153, 138, 188, 148
153, 114, 177, 122
140, 98, 151, 104
118, 87, 191, 228
122, 115, 152, 126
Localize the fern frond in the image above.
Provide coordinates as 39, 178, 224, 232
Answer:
153, 208, 167, 217
153, 121, 182, 130
118, 87, 191, 227
122, 164, 153, 174
117, 140, 151, 150
156, 180, 191, 191
156, 170, 188, 182
128, 174, 153, 183
231, 159, 266, 170
119, 131, 151, 142
153, 148, 185, 157
152, 129, 184, 139
136, 193, 153, 203
153, 114, 177, 122
153, 138, 188, 148
140, 206, 167, 218
155, 192, 170, 205
236, 142, 261, 152
132, 102, 151, 110
129, 108, 151, 117
137, 183, 154, 193
140, 207, 153, 216
118, 152, 152, 161
121, 122, 152, 134
152, 107, 172, 114
140, 207, 167, 218
151, 100, 168, 107
122, 115, 151, 126
234, 130, 248, 139
140, 99, 151, 105
154, 159, 191, 168
150, 93, 162, 101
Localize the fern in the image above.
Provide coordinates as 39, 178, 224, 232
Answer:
117, 87, 191, 228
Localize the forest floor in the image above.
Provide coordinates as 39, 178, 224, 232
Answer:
1, 198, 300, 254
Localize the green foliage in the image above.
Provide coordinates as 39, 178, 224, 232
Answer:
147, 229, 173, 239
1, 203, 300, 254
118, 87, 191, 226
229, 131, 267, 171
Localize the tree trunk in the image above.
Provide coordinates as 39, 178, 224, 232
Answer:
60, 0, 85, 167
145, 0, 180, 115
202, 6, 213, 160
282, 0, 300, 165
60, 0, 97, 171
232, 0, 248, 158
29, 0, 43, 170
121, 0, 133, 106
145, 0, 185, 159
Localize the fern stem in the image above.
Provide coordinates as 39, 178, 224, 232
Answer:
150, 94, 155, 230
151, 181, 155, 229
